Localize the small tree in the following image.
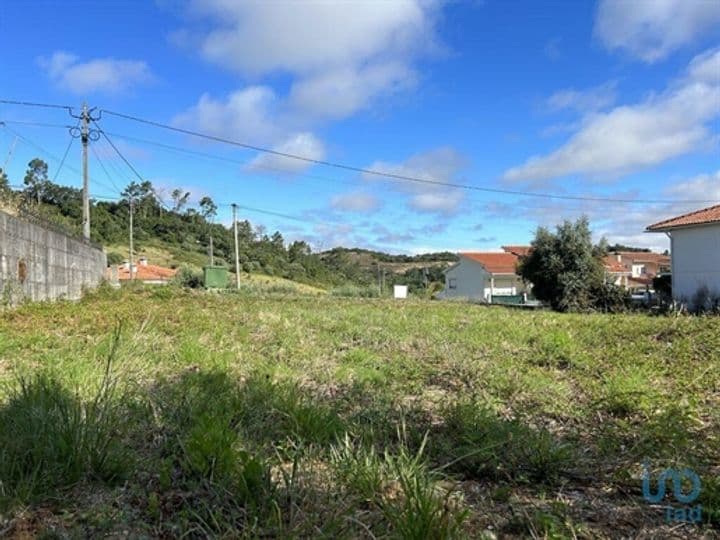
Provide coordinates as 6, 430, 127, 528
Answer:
23, 158, 49, 204
518, 217, 626, 312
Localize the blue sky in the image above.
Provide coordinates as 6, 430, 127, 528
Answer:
1, 0, 718, 253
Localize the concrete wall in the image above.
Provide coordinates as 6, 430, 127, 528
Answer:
670, 223, 720, 304
0, 210, 106, 304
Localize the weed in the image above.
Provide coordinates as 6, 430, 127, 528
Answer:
439, 399, 572, 484
0, 332, 129, 509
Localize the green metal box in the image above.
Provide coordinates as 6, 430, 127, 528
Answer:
203, 266, 228, 289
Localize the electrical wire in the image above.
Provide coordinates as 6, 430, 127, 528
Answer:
0, 99, 73, 111
99, 108, 720, 206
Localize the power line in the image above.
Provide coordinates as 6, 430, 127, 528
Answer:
100, 108, 720, 206
90, 143, 124, 194
0, 120, 72, 129
95, 125, 170, 209
0, 99, 73, 111
1, 123, 119, 195
52, 132, 75, 183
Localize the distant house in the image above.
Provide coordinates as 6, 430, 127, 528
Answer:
108, 257, 177, 285
603, 251, 670, 290
438, 246, 529, 302
646, 204, 720, 305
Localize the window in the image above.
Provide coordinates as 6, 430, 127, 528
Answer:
448, 278, 457, 289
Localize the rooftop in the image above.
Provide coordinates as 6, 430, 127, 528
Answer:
460, 252, 520, 274
646, 204, 720, 232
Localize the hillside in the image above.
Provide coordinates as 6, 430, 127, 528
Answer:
1, 171, 454, 292
0, 287, 718, 537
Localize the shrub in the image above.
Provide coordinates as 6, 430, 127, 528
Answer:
173, 265, 203, 288
690, 285, 720, 314
106, 251, 125, 266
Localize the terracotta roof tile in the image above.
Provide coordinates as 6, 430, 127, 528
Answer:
460, 252, 519, 274
603, 256, 628, 273
501, 245, 532, 257
647, 204, 720, 231
116, 264, 177, 282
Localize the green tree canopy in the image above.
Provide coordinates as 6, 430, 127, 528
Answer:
518, 217, 628, 312
23, 158, 49, 204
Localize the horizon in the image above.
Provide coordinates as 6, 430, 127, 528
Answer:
1, 0, 719, 255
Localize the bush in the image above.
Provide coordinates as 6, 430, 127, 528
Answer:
591, 281, 630, 313
173, 265, 203, 288
106, 251, 125, 266
690, 285, 720, 314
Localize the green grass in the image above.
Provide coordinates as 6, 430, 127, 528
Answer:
0, 286, 718, 537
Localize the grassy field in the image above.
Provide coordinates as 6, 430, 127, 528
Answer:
0, 286, 718, 538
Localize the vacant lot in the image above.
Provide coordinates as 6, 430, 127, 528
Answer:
0, 286, 718, 538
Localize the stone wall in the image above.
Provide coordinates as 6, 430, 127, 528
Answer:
0, 210, 106, 304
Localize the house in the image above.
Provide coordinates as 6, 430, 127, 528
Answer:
438, 248, 529, 302
603, 255, 631, 288
108, 257, 177, 285
603, 251, 670, 290
646, 204, 720, 305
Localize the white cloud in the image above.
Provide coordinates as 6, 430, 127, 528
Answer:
664, 170, 720, 200
173, 87, 279, 144
182, 0, 439, 76
594, 0, 720, 62
331, 192, 381, 213
365, 147, 468, 215
38, 51, 153, 94
172, 0, 444, 167
505, 47, 720, 183
247, 133, 325, 173
545, 81, 617, 113
288, 61, 416, 123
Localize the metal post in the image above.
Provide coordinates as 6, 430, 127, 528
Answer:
232, 203, 240, 289
129, 198, 135, 281
81, 102, 90, 239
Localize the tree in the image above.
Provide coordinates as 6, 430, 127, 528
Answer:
0, 168, 9, 197
171, 188, 191, 212
198, 196, 217, 222
23, 158, 49, 204
518, 217, 627, 312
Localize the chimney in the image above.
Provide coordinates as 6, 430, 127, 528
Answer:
139, 257, 148, 266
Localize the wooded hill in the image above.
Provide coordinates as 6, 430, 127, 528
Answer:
0, 159, 455, 291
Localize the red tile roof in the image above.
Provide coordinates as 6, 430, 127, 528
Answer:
116, 263, 177, 282
603, 256, 628, 273
460, 252, 520, 274
647, 204, 720, 231
501, 245, 532, 257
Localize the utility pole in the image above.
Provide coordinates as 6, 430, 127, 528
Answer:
129, 198, 135, 281
209, 234, 214, 266
232, 203, 240, 289
80, 102, 90, 239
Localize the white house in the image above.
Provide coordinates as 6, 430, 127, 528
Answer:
437, 250, 528, 302
646, 204, 720, 305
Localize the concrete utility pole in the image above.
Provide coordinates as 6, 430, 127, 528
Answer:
232, 203, 240, 289
209, 234, 214, 266
129, 198, 135, 281
80, 102, 90, 239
